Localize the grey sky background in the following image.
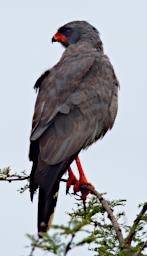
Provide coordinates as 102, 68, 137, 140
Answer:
0, 1, 147, 255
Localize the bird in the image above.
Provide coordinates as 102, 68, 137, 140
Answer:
29, 20, 119, 235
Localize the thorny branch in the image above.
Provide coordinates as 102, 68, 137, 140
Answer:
0, 167, 29, 182
0, 169, 67, 183
80, 185, 147, 254
135, 241, 147, 256
125, 203, 147, 245
92, 189, 124, 248
0, 174, 29, 182
80, 184, 124, 249
1, 168, 147, 255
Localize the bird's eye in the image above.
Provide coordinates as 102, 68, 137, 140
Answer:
65, 29, 72, 37
65, 28, 72, 33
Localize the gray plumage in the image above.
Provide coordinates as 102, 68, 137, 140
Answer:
29, 21, 119, 234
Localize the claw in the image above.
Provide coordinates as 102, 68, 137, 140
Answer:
80, 183, 95, 201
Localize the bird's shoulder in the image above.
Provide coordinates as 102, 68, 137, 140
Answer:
33, 70, 50, 91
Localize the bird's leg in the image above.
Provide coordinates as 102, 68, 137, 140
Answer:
75, 156, 88, 184
66, 166, 79, 194
75, 156, 95, 200
66, 156, 94, 201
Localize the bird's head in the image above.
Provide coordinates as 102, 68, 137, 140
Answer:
52, 20, 103, 51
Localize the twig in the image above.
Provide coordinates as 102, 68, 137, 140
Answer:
81, 185, 124, 249
0, 175, 67, 183
64, 234, 75, 256
61, 178, 67, 182
0, 175, 29, 182
135, 240, 147, 256
29, 245, 36, 256
125, 203, 147, 245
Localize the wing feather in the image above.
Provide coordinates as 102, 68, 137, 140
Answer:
30, 46, 118, 165
31, 53, 95, 140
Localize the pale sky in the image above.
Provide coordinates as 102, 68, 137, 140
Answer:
0, 1, 147, 255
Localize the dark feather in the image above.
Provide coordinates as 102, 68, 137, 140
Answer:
30, 154, 77, 234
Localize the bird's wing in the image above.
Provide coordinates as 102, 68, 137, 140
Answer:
30, 49, 117, 165
30, 52, 95, 141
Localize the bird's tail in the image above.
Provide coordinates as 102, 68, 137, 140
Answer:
38, 180, 59, 234
30, 150, 77, 235
35, 161, 69, 235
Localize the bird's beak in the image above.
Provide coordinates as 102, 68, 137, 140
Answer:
52, 32, 67, 43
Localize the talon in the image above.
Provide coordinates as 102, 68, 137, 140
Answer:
80, 183, 95, 200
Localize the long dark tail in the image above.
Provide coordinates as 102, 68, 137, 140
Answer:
36, 162, 68, 235
30, 157, 75, 235
38, 178, 59, 233
29, 140, 78, 235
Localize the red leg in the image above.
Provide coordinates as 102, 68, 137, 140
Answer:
66, 156, 94, 200
75, 156, 88, 184
66, 166, 78, 194
75, 156, 94, 200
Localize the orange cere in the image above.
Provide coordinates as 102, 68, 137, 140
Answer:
53, 32, 67, 42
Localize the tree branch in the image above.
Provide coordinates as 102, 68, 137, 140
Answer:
125, 203, 147, 246
64, 234, 75, 256
81, 185, 124, 249
2, 169, 146, 254
135, 241, 147, 256
0, 175, 29, 182
0, 173, 67, 183
29, 245, 36, 256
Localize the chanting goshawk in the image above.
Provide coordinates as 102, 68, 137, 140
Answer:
29, 20, 119, 235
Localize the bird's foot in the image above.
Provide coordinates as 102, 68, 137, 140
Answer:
66, 165, 94, 201
74, 178, 95, 201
